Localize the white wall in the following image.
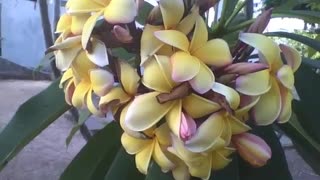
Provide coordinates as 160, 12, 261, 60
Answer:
1, 0, 54, 68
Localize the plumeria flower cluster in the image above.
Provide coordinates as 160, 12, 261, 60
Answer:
51, 0, 301, 179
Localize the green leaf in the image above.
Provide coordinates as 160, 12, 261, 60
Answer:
66, 109, 91, 147
272, 10, 320, 23
308, 34, 320, 58
0, 79, 70, 170
145, 161, 173, 180
265, 31, 320, 52
238, 125, 292, 180
279, 113, 320, 174
211, 155, 239, 180
136, 1, 154, 25
220, 0, 240, 23
60, 122, 122, 180
105, 147, 145, 180
302, 57, 320, 69
292, 63, 320, 143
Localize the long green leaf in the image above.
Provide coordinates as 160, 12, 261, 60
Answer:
0, 79, 70, 170
105, 147, 145, 180
302, 57, 320, 69
265, 32, 320, 52
136, 1, 154, 25
238, 125, 292, 180
272, 10, 320, 23
145, 161, 173, 180
60, 122, 122, 180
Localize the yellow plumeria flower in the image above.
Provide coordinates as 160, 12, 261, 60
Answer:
60, 51, 114, 116
154, 16, 232, 94
121, 123, 175, 174
125, 55, 221, 139
239, 33, 301, 125
140, 0, 199, 64
56, 13, 90, 35
169, 134, 235, 180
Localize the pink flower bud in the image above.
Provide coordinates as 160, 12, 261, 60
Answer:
112, 25, 133, 44
232, 133, 271, 167
180, 112, 197, 141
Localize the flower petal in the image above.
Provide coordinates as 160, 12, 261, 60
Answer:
104, 0, 137, 24
193, 39, 232, 67
154, 30, 190, 52
60, 69, 74, 88
136, 142, 154, 174
278, 86, 293, 124
90, 69, 114, 96
180, 112, 197, 141
211, 152, 232, 170
212, 82, 240, 110
170, 134, 200, 162
66, 0, 102, 14
99, 87, 130, 110
140, 25, 164, 65
159, 0, 184, 29
155, 55, 177, 88
64, 81, 75, 105
232, 133, 271, 167
188, 155, 212, 180
56, 14, 72, 33
166, 100, 182, 137
189, 62, 215, 94
235, 96, 260, 120
182, 93, 221, 119
87, 39, 109, 67
117, 60, 140, 95
50, 36, 81, 50
86, 89, 103, 116
82, 10, 103, 49
176, 6, 199, 34
252, 77, 282, 125
121, 133, 153, 155
125, 92, 174, 131
56, 46, 82, 71
190, 16, 208, 53
185, 112, 225, 152
236, 69, 271, 96
155, 123, 171, 146
153, 141, 175, 172
71, 81, 90, 107
280, 44, 301, 72
277, 65, 294, 90
228, 115, 251, 134
239, 33, 281, 68
142, 56, 173, 93
171, 51, 200, 82
71, 14, 91, 35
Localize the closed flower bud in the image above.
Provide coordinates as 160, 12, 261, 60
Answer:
112, 25, 133, 43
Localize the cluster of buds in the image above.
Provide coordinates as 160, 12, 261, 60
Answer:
51, 0, 301, 179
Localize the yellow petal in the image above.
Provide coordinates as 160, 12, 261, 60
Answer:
99, 87, 130, 109
276, 65, 294, 90
221, 120, 231, 145
71, 81, 90, 107
235, 96, 260, 119
93, 0, 110, 6
155, 123, 171, 146
135, 142, 154, 174
236, 69, 271, 96
66, 0, 103, 14
193, 39, 232, 67
188, 155, 212, 180
165, 100, 182, 137
121, 133, 153, 154
82, 11, 104, 49
140, 25, 164, 65
87, 38, 109, 67
71, 14, 91, 35
154, 30, 190, 52
86, 89, 103, 116
56, 14, 72, 33
72, 51, 97, 80
118, 60, 140, 95
60, 69, 74, 88
252, 77, 282, 125
159, 0, 184, 29
64, 80, 75, 105
55, 46, 82, 71
155, 55, 177, 87
239, 33, 281, 69
212, 82, 240, 110
211, 152, 232, 170
142, 56, 173, 93
171, 52, 200, 82
190, 16, 208, 53
104, 0, 137, 24
50, 36, 81, 50
278, 86, 293, 124
125, 92, 174, 131
153, 141, 175, 172
172, 162, 190, 180
228, 115, 251, 134
182, 93, 221, 119
280, 44, 301, 72
169, 134, 199, 162
185, 112, 225, 152
189, 62, 215, 94
90, 69, 114, 96
176, 6, 199, 35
